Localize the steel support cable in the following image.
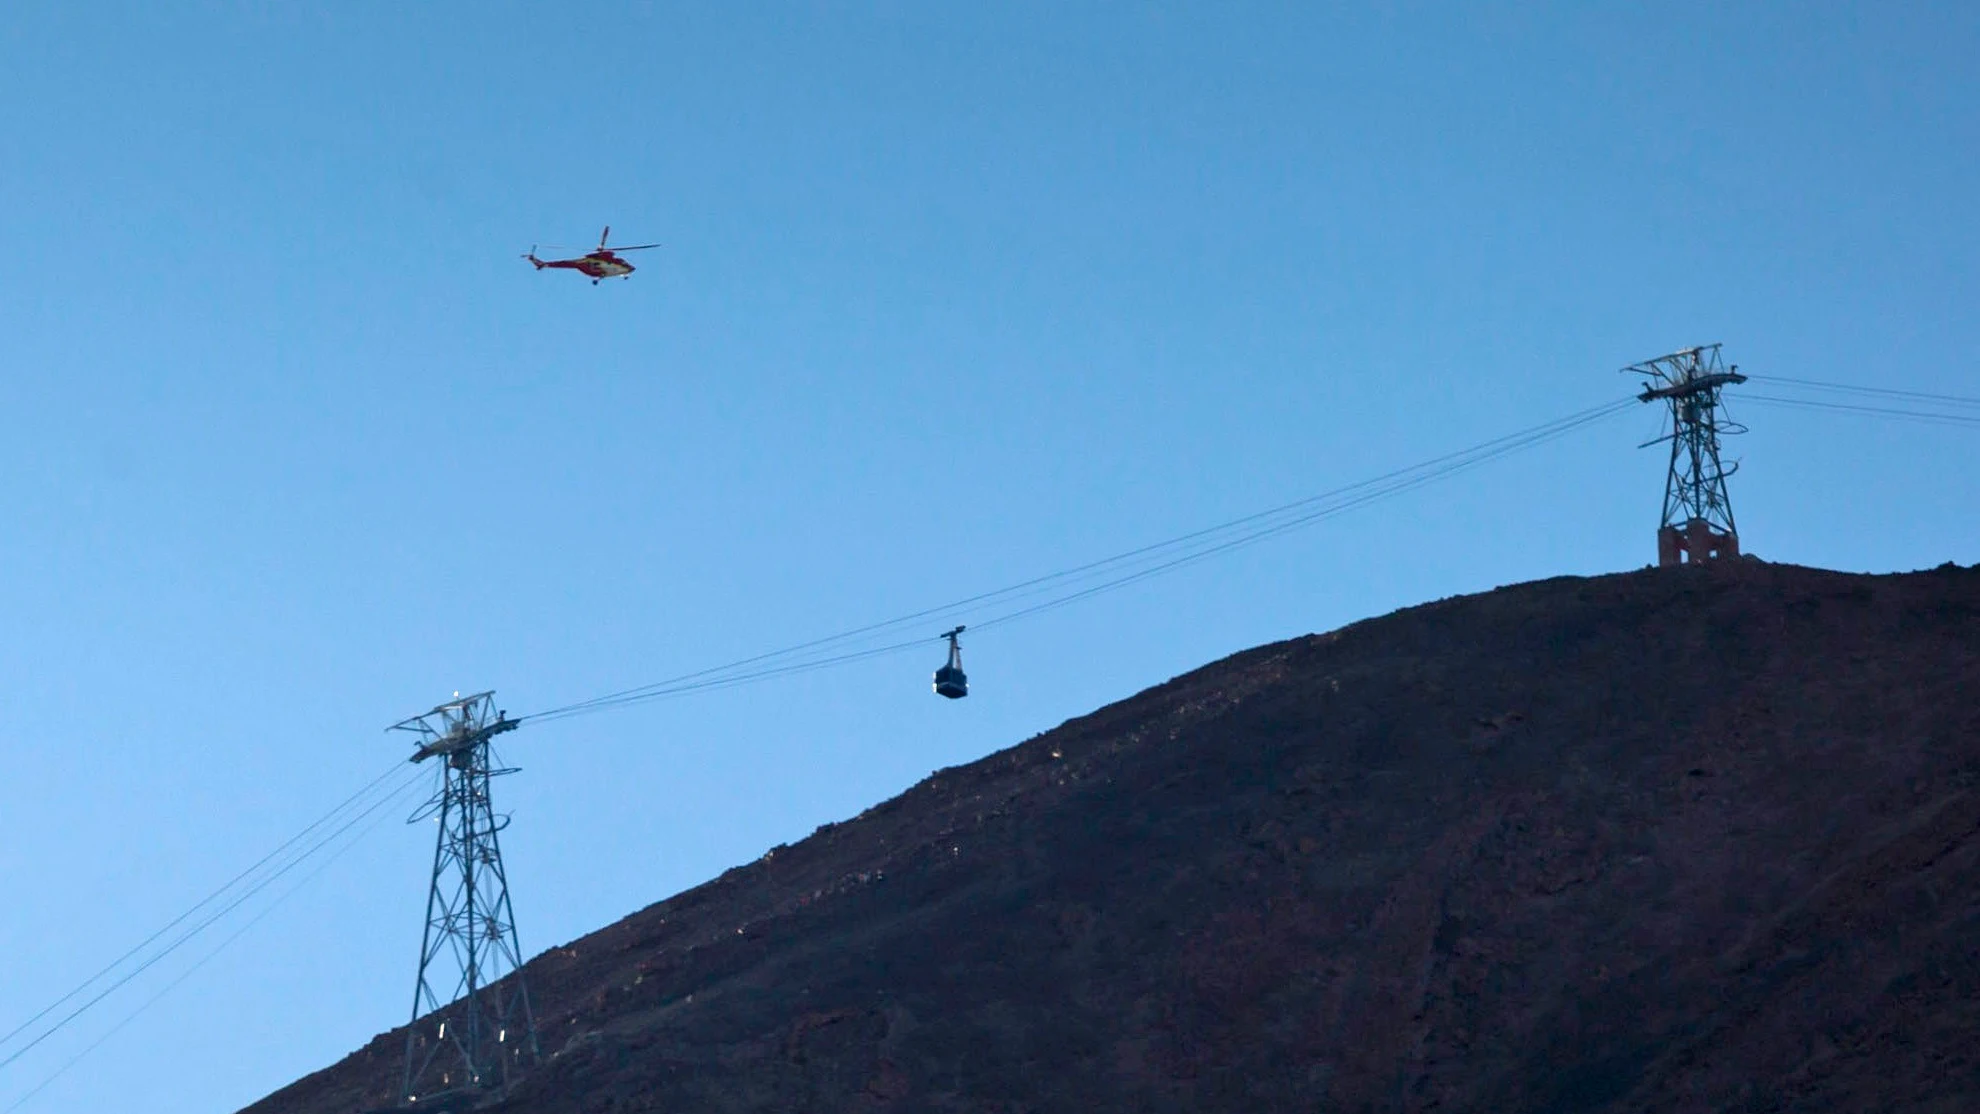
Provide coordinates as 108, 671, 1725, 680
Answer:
528, 395, 1635, 721
1739, 393, 1980, 428
0, 764, 431, 1076
518, 401, 1631, 724
0, 758, 411, 1062
543, 402, 1636, 719
1745, 374, 1980, 409
524, 636, 946, 724
1, 773, 431, 1113
525, 397, 1638, 724
531, 399, 1634, 719
905, 403, 1629, 630
971, 400, 1633, 635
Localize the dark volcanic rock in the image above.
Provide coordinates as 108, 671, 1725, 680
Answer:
242, 561, 1980, 1113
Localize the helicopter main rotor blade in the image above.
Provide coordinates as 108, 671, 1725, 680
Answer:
608, 243, 662, 252
599, 225, 611, 249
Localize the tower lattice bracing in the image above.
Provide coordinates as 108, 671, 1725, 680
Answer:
1627, 344, 1748, 566
391, 692, 539, 1106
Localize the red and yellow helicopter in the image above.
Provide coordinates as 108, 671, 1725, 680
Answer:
523, 226, 660, 284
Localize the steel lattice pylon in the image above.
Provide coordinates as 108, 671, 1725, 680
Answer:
1626, 344, 1749, 566
390, 692, 539, 1106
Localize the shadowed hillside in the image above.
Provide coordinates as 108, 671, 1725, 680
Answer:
243, 560, 1980, 1113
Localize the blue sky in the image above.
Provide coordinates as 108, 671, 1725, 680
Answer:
0, 4, 1975, 1111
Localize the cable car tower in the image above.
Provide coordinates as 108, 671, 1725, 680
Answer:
1627, 344, 1748, 567
390, 692, 540, 1106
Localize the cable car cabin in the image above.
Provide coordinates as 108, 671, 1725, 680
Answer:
933, 664, 968, 699
933, 626, 968, 699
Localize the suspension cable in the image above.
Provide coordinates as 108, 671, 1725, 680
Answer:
523, 396, 1637, 724
1745, 374, 1980, 409
0, 764, 429, 1076
1740, 394, 1980, 428
0, 772, 428, 1112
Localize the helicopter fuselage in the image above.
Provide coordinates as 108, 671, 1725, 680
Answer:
529, 252, 635, 280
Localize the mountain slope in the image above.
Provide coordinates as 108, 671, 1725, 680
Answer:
243, 560, 1980, 1113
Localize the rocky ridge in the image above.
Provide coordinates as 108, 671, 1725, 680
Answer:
242, 560, 1980, 1113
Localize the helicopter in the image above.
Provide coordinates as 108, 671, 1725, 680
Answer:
523, 226, 660, 284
